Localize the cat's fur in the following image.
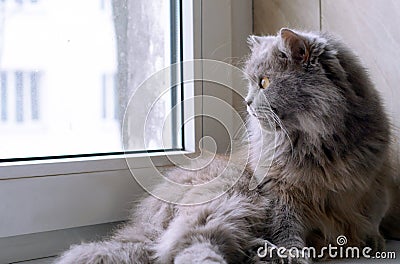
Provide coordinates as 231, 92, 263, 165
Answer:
244, 28, 400, 260
55, 156, 271, 264
55, 29, 400, 264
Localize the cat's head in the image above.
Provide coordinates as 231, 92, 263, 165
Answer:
244, 28, 353, 138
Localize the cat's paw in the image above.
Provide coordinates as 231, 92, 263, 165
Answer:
253, 247, 311, 264
287, 257, 311, 264
254, 258, 310, 264
365, 233, 386, 253
173, 243, 227, 264
270, 257, 310, 264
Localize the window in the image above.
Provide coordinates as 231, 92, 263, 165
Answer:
0, 71, 40, 122
0, 1, 253, 262
0, 0, 183, 160
100, 73, 117, 120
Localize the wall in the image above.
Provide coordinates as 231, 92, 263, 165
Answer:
254, 0, 400, 141
202, 0, 253, 153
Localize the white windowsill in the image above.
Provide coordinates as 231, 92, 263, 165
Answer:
0, 150, 194, 180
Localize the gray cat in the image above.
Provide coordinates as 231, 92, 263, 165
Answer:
55, 28, 400, 264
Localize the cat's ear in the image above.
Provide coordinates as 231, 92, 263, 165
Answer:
247, 35, 263, 50
279, 28, 310, 63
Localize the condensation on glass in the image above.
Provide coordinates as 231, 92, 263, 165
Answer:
0, 0, 182, 160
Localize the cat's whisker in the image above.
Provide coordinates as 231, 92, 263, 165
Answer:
268, 110, 294, 155
255, 91, 294, 156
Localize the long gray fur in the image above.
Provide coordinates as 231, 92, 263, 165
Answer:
54, 29, 400, 264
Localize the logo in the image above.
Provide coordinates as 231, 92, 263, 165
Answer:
122, 59, 277, 205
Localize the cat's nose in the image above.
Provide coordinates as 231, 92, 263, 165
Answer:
246, 99, 252, 106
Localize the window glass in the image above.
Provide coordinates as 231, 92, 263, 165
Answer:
0, 0, 182, 160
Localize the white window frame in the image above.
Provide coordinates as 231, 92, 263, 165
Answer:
0, 0, 252, 262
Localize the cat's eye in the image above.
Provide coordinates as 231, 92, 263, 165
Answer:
259, 77, 270, 89
279, 51, 288, 59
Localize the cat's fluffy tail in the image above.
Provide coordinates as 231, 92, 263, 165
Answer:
54, 240, 228, 264
54, 241, 151, 264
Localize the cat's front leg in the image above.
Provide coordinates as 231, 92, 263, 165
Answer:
257, 203, 311, 264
